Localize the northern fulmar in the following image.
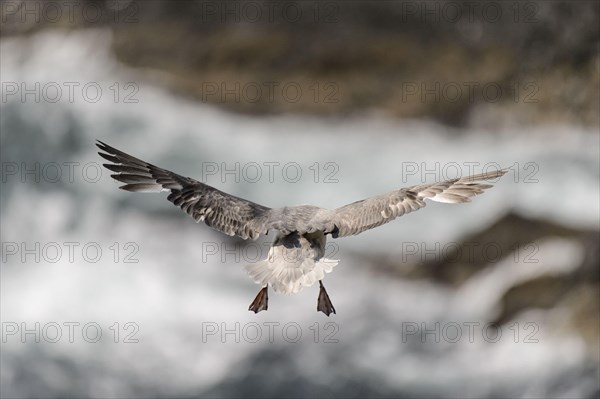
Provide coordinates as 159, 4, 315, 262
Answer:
97, 140, 506, 316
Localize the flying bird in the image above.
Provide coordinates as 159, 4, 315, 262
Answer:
97, 140, 506, 316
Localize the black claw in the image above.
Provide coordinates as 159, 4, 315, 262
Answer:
249, 286, 269, 313
317, 281, 336, 316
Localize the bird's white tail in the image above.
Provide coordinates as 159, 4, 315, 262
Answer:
245, 257, 339, 294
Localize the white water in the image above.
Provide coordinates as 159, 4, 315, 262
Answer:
1, 29, 598, 398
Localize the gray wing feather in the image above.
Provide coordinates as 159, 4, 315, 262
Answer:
97, 140, 272, 240
329, 170, 507, 238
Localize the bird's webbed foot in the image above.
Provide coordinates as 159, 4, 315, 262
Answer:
249, 286, 269, 313
317, 280, 336, 316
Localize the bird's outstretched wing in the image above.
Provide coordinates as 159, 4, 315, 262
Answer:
97, 140, 273, 240
327, 170, 507, 238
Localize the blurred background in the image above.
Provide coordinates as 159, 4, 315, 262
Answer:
1, 1, 598, 398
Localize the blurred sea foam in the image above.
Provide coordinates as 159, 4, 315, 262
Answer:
1, 29, 599, 398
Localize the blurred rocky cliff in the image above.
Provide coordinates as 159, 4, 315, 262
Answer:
2, 0, 599, 127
